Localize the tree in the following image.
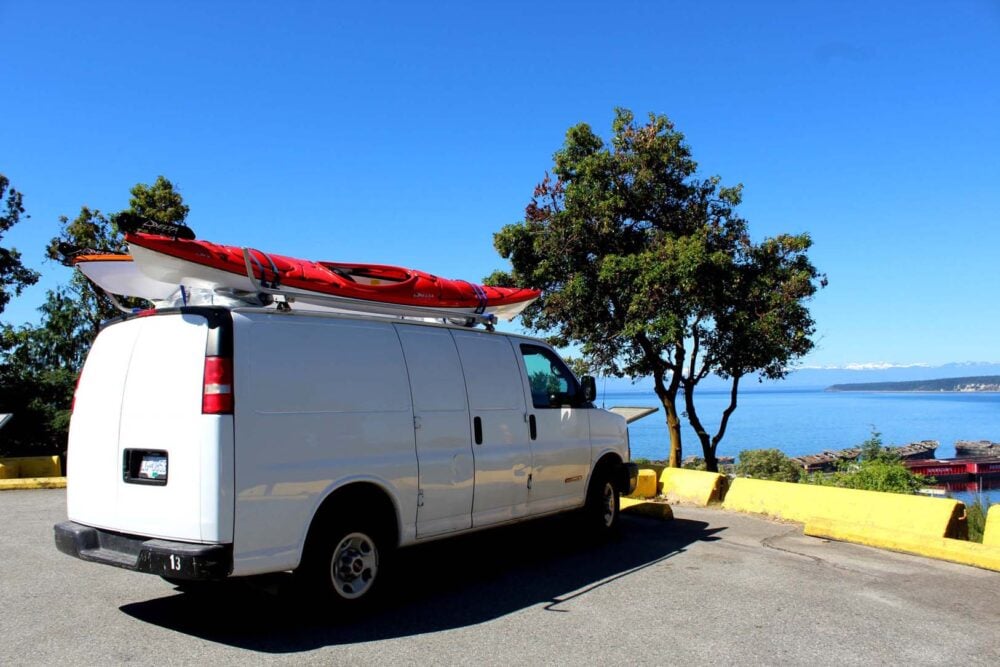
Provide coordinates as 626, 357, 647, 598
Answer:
490, 109, 824, 471
120, 175, 189, 227
0, 174, 40, 316
0, 176, 188, 455
0, 287, 93, 454
44, 176, 189, 334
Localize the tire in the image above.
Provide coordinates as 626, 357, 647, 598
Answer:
298, 515, 390, 610
585, 465, 621, 535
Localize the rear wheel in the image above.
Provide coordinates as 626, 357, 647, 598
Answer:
298, 515, 390, 610
585, 466, 620, 534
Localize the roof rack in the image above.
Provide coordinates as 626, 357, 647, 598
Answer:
238, 248, 498, 330
82, 248, 500, 331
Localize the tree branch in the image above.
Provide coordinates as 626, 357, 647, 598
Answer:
711, 374, 742, 451
681, 376, 710, 452
687, 317, 700, 382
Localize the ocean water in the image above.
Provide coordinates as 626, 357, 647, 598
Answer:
602, 388, 1000, 505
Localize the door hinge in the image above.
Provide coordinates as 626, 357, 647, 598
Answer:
417, 490, 425, 507
413, 416, 422, 430
527, 473, 533, 490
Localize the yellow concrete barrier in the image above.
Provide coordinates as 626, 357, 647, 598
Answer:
805, 519, 1000, 573
659, 468, 725, 506
983, 505, 1000, 548
723, 477, 966, 538
0, 456, 62, 478
0, 477, 67, 491
630, 469, 658, 499
620, 497, 674, 521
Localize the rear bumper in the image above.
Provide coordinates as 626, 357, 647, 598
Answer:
615, 462, 640, 495
54, 521, 232, 580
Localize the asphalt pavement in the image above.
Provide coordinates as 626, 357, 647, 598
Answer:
2, 489, 998, 665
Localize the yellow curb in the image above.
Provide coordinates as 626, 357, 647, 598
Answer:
723, 477, 965, 539
629, 469, 658, 499
0, 455, 62, 478
621, 497, 674, 521
984, 505, 1000, 548
804, 518, 1000, 572
0, 477, 67, 491
659, 467, 724, 506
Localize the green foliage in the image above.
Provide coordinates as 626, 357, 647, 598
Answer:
966, 495, 990, 544
44, 206, 127, 333
44, 176, 186, 331
858, 430, 896, 463
563, 356, 592, 381
122, 176, 189, 227
833, 461, 924, 494
0, 176, 187, 455
528, 370, 561, 400
803, 431, 926, 495
0, 292, 83, 454
736, 448, 802, 482
0, 174, 41, 315
489, 109, 824, 470
682, 456, 706, 471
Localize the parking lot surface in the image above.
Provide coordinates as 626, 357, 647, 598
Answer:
2, 489, 998, 665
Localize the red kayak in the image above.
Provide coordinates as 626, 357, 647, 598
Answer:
125, 232, 540, 320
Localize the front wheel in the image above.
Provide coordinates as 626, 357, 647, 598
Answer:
585, 467, 620, 534
298, 517, 389, 610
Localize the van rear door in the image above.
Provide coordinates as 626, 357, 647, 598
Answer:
67, 309, 234, 544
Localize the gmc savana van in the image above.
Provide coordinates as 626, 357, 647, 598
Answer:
55, 305, 637, 607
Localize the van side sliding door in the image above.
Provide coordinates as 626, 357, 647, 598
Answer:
396, 325, 475, 538
451, 331, 532, 527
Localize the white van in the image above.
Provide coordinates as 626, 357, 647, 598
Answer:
55, 305, 637, 607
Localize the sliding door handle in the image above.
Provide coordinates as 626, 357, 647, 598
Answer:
474, 416, 483, 445
529, 414, 537, 440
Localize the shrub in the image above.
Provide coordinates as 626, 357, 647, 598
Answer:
682, 456, 706, 470
736, 449, 801, 482
966, 495, 991, 543
859, 429, 898, 463
804, 430, 927, 495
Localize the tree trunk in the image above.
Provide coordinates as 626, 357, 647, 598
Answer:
682, 374, 742, 473
652, 370, 683, 467
682, 383, 716, 471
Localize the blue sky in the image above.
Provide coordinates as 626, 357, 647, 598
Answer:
2, 0, 998, 368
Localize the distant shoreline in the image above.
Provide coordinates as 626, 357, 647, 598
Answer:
826, 389, 1000, 394
826, 375, 1000, 393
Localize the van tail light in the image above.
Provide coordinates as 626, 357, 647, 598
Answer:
202, 356, 233, 414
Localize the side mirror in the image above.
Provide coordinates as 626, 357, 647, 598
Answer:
581, 376, 597, 403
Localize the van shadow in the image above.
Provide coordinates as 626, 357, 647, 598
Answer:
120, 515, 723, 653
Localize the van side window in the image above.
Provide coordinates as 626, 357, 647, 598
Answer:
519, 344, 580, 409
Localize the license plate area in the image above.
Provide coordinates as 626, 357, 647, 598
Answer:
123, 449, 168, 485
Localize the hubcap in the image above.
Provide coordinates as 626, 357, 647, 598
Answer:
330, 532, 378, 600
602, 482, 616, 527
